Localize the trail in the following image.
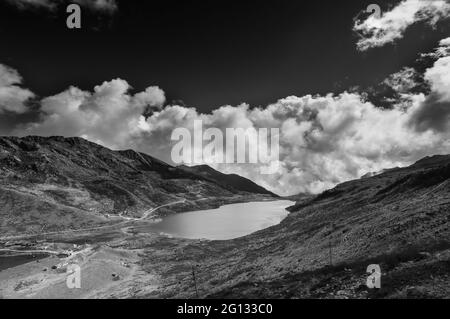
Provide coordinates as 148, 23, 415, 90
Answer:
120, 199, 186, 221
0, 248, 61, 255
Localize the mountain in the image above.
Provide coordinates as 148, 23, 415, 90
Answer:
283, 192, 313, 202
0, 136, 275, 235
145, 154, 450, 299
360, 168, 392, 179
179, 164, 277, 196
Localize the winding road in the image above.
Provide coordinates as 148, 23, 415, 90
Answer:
119, 199, 186, 221
0, 248, 62, 255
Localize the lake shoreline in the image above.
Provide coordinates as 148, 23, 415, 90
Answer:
137, 199, 295, 240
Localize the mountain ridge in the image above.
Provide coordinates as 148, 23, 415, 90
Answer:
142, 152, 450, 299
178, 164, 278, 197
0, 135, 275, 235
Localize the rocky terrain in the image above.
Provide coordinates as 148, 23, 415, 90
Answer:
0, 137, 448, 299
139, 154, 449, 299
0, 136, 275, 236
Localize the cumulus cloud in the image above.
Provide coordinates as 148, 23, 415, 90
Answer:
6, 0, 118, 13
383, 67, 420, 94
354, 0, 450, 51
120, 42, 450, 195
15, 79, 165, 149
0, 64, 35, 114
409, 39, 450, 132
1, 39, 450, 196
133, 90, 449, 195
424, 55, 450, 100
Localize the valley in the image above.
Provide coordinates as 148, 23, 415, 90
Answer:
0, 137, 449, 299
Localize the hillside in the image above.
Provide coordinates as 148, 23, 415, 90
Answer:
143, 154, 450, 299
1, 138, 448, 298
0, 136, 275, 236
179, 164, 277, 196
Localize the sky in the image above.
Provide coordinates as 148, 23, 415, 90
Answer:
0, 0, 450, 196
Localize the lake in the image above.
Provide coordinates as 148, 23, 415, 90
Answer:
0, 253, 49, 272
144, 200, 294, 240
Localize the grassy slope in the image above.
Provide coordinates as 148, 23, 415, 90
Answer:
141, 155, 450, 299
0, 136, 274, 235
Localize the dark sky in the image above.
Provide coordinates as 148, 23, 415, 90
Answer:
0, 0, 448, 112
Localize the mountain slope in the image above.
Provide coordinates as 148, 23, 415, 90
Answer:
179, 164, 277, 196
0, 136, 275, 235
145, 154, 450, 299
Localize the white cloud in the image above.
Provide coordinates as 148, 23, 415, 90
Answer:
354, 0, 450, 51
131, 45, 450, 195
0, 64, 34, 114
2, 38, 450, 196
408, 52, 450, 132
425, 56, 450, 99
15, 79, 165, 149
440, 37, 450, 46
137, 91, 448, 196
383, 67, 419, 93
420, 36, 450, 60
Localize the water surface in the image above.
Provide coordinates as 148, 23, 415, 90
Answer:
0, 253, 49, 272
144, 200, 294, 240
